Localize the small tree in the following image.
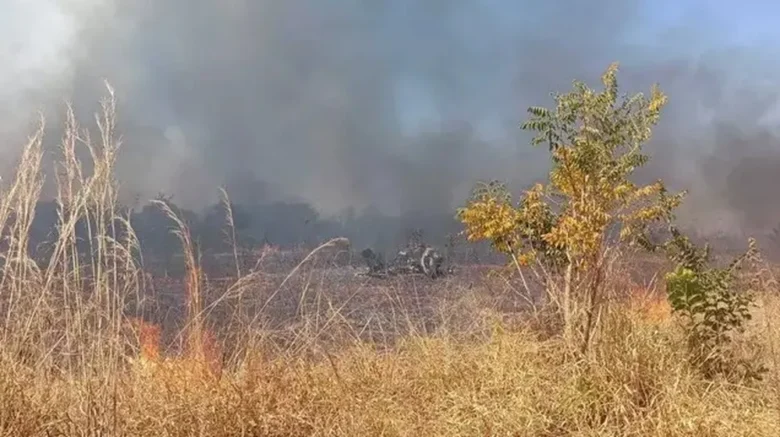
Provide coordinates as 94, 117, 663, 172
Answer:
458, 63, 685, 352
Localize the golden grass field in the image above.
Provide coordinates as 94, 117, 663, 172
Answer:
3, 91, 780, 437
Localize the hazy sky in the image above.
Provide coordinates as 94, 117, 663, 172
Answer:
3, 0, 780, 234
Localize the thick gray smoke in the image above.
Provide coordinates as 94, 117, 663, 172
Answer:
4, 0, 780, 235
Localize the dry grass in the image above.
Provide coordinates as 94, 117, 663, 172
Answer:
1, 89, 780, 436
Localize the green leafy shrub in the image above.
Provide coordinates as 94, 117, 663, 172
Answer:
662, 227, 765, 380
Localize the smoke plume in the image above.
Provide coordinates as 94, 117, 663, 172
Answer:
4, 0, 780, 235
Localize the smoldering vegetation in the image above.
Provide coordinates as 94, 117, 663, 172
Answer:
4, 1, 780, 435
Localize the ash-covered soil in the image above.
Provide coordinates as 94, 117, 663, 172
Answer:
134, 246, 673, 353
139, 263, 524, 347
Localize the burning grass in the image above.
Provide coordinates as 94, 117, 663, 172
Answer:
1, 88, 780, 436
4, 292, 780, 436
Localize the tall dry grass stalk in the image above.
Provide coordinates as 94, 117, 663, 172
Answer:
219, 186, 241, 280
0, 83, 141, 378
149, 199, 206, 359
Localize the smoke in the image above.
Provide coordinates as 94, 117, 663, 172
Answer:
0, 0, 85, 141
4, 0, 780, 234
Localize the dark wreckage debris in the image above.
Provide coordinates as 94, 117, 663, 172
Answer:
359, 240, 452, 279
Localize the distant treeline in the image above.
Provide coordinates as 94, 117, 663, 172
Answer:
25, 196, 498, 272
24, 195, 769, 277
